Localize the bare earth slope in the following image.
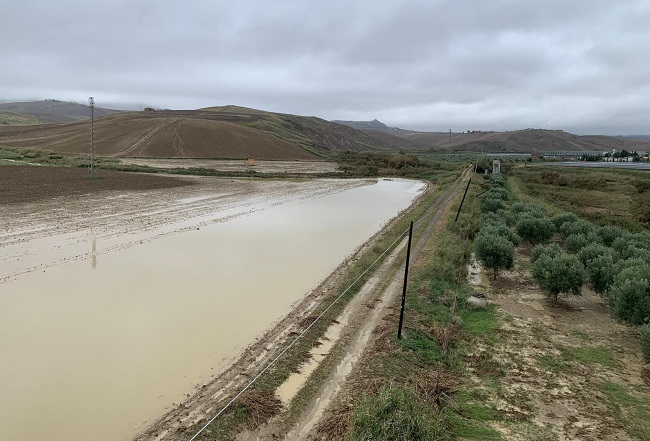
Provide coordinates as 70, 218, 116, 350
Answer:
0, 99, 119, 124
0, 106, 390, 159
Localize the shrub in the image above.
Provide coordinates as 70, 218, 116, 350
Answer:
481, 212, 506, 227
489, 173, 506, 187
481, 197, 505, 213
511, 202, 546, 221
515, 216, 555, 246
531, 252, 585, 303
479, 224, 521, 246
560, 219, 594, 239
577, 243, 615, 266
485, 187, 509, 201
565, 233, 591, 253
608, 260, 650, 325
640, 324, 650, 363
595, 225, 627, 247
586, 254, 617, 295
551, 213, 578, 230
475, 233, 515, 280
531, 243, 562, 263
620, 246, 650, 262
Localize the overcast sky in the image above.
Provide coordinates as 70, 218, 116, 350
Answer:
1, 0, 648, 134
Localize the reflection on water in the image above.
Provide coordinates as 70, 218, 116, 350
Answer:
0, 179, 424, 441
91, 236, 97, 269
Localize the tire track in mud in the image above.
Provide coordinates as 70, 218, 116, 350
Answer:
1, 178, 372, 284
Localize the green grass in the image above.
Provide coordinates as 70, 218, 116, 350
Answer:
570, 330, 592, 341
510, 166, 650, 230
601, 381, 650, 439
348, 386, 452, 441
561, 345, 618, 369
537, 354, 570, 373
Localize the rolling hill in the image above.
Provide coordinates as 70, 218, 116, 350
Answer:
0, 99, 119, 124
0, 111, 41, 126
0, 106, 391, 160
357, 126, 650, 153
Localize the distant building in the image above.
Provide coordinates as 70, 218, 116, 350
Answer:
492, 160, 501, 174
144, 107, 155, 112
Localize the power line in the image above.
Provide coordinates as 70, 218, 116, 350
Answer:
88, 97, 97, 177
188, 226, 410, 441
186, 172, 471, 440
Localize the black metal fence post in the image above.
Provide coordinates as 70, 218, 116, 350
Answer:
397, 220, 413, 340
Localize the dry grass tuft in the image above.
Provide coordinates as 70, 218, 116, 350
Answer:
234, 388, 283, 429
315, 404, 354, 439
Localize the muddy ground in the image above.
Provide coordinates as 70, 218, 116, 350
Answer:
473, 248, 650, 440
121, 158, 340, 174
0, 165, 192, 204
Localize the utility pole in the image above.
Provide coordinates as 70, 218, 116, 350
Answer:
88, 97, 97, 177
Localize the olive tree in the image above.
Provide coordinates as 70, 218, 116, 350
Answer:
551, 212, 578, 230
531, 252, 585, 303
560, 219, 594, 239
475, 232, 515, 280
515, 216, 555, 246
608, 261, 650, 325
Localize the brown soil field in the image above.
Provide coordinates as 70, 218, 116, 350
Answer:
0, 166, 192, 204
0, 112, 318, 160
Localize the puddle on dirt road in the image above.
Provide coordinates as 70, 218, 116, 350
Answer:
0, 178, 423, 441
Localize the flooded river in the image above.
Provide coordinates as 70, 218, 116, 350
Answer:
0, 178, 423, 441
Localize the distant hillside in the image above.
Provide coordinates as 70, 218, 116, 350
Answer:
0, 111, 41, 126
0, 99, 119, 124
0, 106, 390, 160
333, 119, 389, 130
359, 127, 650, 153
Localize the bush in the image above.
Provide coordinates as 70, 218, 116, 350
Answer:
515, 216, 555, 245
475, 233, 515, 280
479, 224, 521, 246
577, 243, 615, 266
560, 220, 594, 239
551, 213, 578, 230
531, 243, 562, 263
608, 261, 650, 325
595, 226, 627, 247
481, 212, 506, 227
531, 252, 585, 303
480, 197, 505, 213
586, 254, 617, 295
640, 325, 650, 363
565, 233, 590, 253
511, 202, 546, 221
488, 173, 506, 187
485, 187, 509, 201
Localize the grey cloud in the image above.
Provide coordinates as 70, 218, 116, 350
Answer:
1, 0, 648, 134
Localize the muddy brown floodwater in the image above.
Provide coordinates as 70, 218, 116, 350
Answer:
0, 176, 423, 441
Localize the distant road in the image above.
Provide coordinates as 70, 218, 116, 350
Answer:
535, 162, 650, 171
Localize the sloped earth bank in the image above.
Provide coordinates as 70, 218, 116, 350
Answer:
0, 173, 425, 441
223, 168, 470, 440
468, 247, 650, 440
